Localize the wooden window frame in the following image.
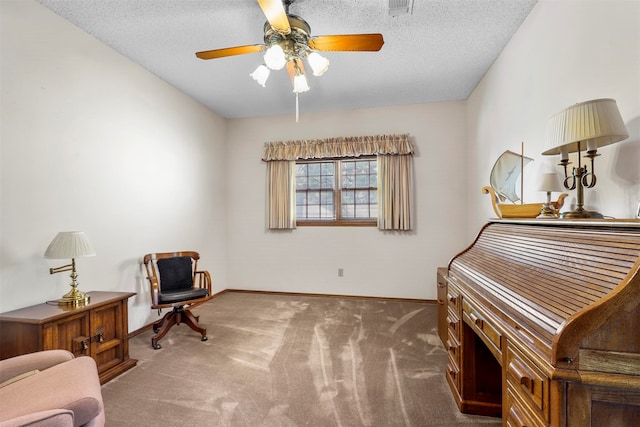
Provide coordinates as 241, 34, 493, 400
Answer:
296, 157, 377, 227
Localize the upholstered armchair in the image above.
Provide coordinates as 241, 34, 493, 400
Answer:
0, 350, 105, 427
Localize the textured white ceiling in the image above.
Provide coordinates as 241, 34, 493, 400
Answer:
36, 0, 538, 119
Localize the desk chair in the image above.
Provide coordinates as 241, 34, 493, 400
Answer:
143, 251, 212, 349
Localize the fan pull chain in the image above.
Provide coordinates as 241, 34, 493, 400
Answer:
295, 93, 299, 123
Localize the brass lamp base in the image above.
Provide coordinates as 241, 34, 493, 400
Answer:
48, 258, 90, 306
57, 287, 90, 306
561, 210, 604, 219
537, 203, 559, 219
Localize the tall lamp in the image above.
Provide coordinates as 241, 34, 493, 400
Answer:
44, 231, 96, 305
542, 98, 628, 218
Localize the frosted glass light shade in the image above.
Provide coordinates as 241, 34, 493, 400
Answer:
293, 74, 310, 93
250, 65, 270, 87
543, 98, 628, 155
44, 231, 96, 259
264, 45, 286, 70
307, 52, 330, 76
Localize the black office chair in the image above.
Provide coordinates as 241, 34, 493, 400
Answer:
143, 251, 212, 349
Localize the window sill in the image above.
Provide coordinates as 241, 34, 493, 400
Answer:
296, 220, 377, 227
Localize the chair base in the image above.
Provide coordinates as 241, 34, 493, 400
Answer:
151, 306, 208, 349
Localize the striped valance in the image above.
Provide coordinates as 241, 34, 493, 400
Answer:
261, 133, 413, 161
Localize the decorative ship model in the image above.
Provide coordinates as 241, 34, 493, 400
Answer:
482, 148, 567, 218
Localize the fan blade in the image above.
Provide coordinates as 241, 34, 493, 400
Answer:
309, 34, 384, 52
195, 44, 265, 60
257, 0, 291, 34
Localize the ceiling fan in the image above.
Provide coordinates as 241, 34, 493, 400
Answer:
195, 0, 384, 95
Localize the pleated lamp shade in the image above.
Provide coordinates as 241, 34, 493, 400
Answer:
44, 231, 96, 259
542, 98, 628, 155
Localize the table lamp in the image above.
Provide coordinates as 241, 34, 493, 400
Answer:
542, 98, 628, 218
536, 172, 564, 218
44, 231, 95, 305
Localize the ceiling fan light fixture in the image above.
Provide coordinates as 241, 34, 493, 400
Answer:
250, 64, 270, 87
307, 52, 330, 76
293, 73, 310, 93
287, 58, 310, 94
195, 0, 383, 122
264, 44, 286, 70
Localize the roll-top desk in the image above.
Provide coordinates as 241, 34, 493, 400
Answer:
439, 219, 640, 426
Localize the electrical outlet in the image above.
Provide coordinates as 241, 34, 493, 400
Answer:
338, 268, 344, 277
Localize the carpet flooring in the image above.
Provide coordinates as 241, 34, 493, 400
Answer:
101, 292, 502, 426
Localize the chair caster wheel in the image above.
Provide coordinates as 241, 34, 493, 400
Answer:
201, 335, 208, 342
153, 343, 161, 350
153, 328, 159, 333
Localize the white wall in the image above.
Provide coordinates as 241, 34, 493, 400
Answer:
3, 0, 638, 333
0, 1, 228, 330
225, 102, 468, 300
466, 0, 640, 236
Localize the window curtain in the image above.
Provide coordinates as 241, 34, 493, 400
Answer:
262, 134, 413, 231
266, 160, 296, 229
377, 154, 413, 231
261, 134, 413, 160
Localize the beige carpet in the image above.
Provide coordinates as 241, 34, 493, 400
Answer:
101, 292, 501, 426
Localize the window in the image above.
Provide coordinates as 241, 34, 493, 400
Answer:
295, 157, 377, 226
262, 133, 413, 231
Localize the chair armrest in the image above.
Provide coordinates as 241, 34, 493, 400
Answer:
0, 350, 74, 384
0, 409, 74, 427
194, 270, 212, 293
0, 356, 103, 427
148, 275, 160, 307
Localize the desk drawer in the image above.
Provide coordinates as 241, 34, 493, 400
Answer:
447, 283, 461, 312
447, 355, 461, 392
447, 307, 460, 338
462, 299, 502, 354
506, 343, 550, 422
506, 388, 546, 427
447, 328, 461, 362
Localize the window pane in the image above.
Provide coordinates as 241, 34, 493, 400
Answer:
370, 190, 377, 204
321, 191, 333, 204
308, 176, 321, 189
356, 175, 369, 188
342, 161, 355, 175
295, 164, 307, 176
342, 190, 354, 204
321, 175, 333, 189
307, 205, 320, 218
308, 163, 320, 175
321, 163, 334, 175
296, 176, 307, 189
356, 161, 369, 174
341, 204, 354, 218
296, 206, 306, 217
355, 205, 370, 218
296, 192, 306, 204
342, 175, 354, 189
308, 191, 320, 204
370, 161, 378, 174
355, 190, 369, 204
321, 206, 335, 218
